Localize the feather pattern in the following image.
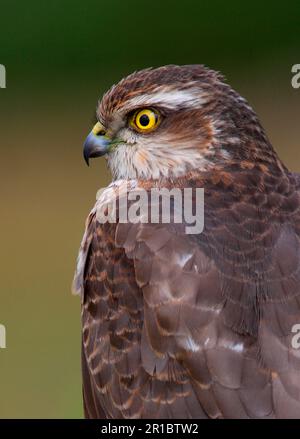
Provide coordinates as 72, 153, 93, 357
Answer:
76, 168, 300, 418
74, 65, 300, 418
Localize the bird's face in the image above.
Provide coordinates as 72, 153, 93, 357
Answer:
83, 65, 272, 180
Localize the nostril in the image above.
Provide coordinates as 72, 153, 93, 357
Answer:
96, 130, 106, 136
92, 121, 106, 136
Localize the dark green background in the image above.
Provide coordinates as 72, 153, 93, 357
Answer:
0, 0, 299, 418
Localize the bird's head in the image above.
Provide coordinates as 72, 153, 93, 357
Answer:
83, 65, 278, 180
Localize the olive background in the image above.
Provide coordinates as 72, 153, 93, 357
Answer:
0, 0, 299, 417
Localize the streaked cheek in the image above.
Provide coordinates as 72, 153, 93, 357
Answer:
135, 149, 150, 165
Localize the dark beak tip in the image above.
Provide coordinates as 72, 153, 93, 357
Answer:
83, 132, 110, 165
83, 145, 90, 166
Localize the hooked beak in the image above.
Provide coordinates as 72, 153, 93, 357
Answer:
83, 122, 111, 166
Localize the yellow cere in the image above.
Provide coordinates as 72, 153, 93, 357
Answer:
92, 122, 105, 136
131, 109, 160, 132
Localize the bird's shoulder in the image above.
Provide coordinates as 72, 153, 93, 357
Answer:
76, 169, 300, 418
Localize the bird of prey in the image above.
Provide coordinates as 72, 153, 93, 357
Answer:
73, 65, 300, 419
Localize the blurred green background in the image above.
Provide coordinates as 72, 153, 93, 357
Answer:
0, 0, 299, 418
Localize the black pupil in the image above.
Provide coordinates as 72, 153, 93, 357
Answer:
139, 114, 150, 127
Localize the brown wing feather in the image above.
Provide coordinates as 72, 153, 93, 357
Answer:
77, 169, 300, 418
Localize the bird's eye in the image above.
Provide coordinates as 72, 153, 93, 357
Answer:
130, 108, 160, 133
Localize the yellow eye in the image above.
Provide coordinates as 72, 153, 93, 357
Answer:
131, 108, 160, 132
